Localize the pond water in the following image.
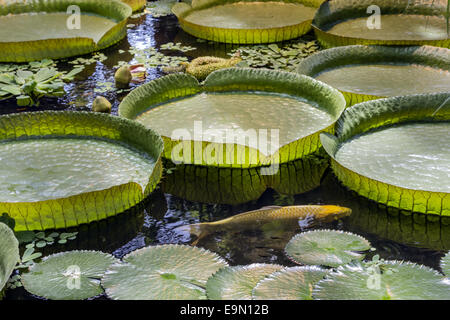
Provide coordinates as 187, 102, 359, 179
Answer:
1, 11, 448, 300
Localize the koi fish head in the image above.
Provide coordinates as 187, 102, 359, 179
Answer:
313, 205, 352, 223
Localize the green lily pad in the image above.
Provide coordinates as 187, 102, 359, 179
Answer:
119, 69, 346, 168
206, 263, 283, 300
0, 222, 20, 296
102, 245, 228, 300
285, 230, 371, 267
441, 252, 450, 277
21, 251, 117, 300
320, 93, 450, 216
0, 111, 163, 231
252, 266, 328, 300
313, 0, 449, 48
313, 261, 450, 300
0, 0, 132, 62
172, 0, 324, 44
297, 45, 450, 107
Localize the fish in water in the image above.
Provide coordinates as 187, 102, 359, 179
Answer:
175, 205, 351, 245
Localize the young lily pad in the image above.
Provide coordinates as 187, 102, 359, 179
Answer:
285, 230, 371, 267
313, 261, 450, 300
172, 0, 324, 44
252, 266, 328, 300
0, 0, 132, 62
0, 222, 20, 296
21, 251, 117, 300
102, 245, 228, 300
0, 111, 163, 231
206, 263, 283, 300
320, 93, 450, 216
441, 252, 450, 277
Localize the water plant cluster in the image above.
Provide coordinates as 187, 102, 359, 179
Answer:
0, 0, 448, 302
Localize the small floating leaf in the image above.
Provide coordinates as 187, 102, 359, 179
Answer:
21, 251, 117, 300
206, 264, 283, 300
0, 223, 20, 294
441, 252, 450, 277
252, 266, 328, 300
313, 261, 450, 300
102, 244, 227, 300
285, 230, 371, 267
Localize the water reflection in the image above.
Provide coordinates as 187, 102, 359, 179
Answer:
162, 154, 329, 204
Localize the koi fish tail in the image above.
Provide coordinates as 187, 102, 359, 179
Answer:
173, 223, 211, 246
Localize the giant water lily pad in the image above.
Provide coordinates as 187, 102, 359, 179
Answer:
0, 0, 131, 62
320, 93, 450, 215
313, 261, 450, 300
119, 68, 346, 169
172, 0, 325, 44
313, 0, 450, 48
206, 263, 283, 300
21, 251, 117, 300
297, 45, 450, 106
285, 230, 371, 267
0, 222, 19, 297
0, 111, 163, 231
102, 245, 228, 300
252, 266, 328, 300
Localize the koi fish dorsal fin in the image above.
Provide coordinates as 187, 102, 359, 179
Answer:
258, 205, 283, 211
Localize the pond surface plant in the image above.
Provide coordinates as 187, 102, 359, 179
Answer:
21, 250, 118, 300
313, 0, 450, 48
321, 93, 450, 216
0, 1, 449, 302
0, 111, 163, 231
297, 45, 450, 106
0, 0, 132, 62
102, 244, 228, 300
119, 68, 346, 168
0, 222, 19, 299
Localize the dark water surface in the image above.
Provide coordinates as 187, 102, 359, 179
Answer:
2, 11, 448, 300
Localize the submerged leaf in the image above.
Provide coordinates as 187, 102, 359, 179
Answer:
285, 230, 371, 267
206, 264, 283, 300
21, 251, 117, 300
102, 244, 227, 300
